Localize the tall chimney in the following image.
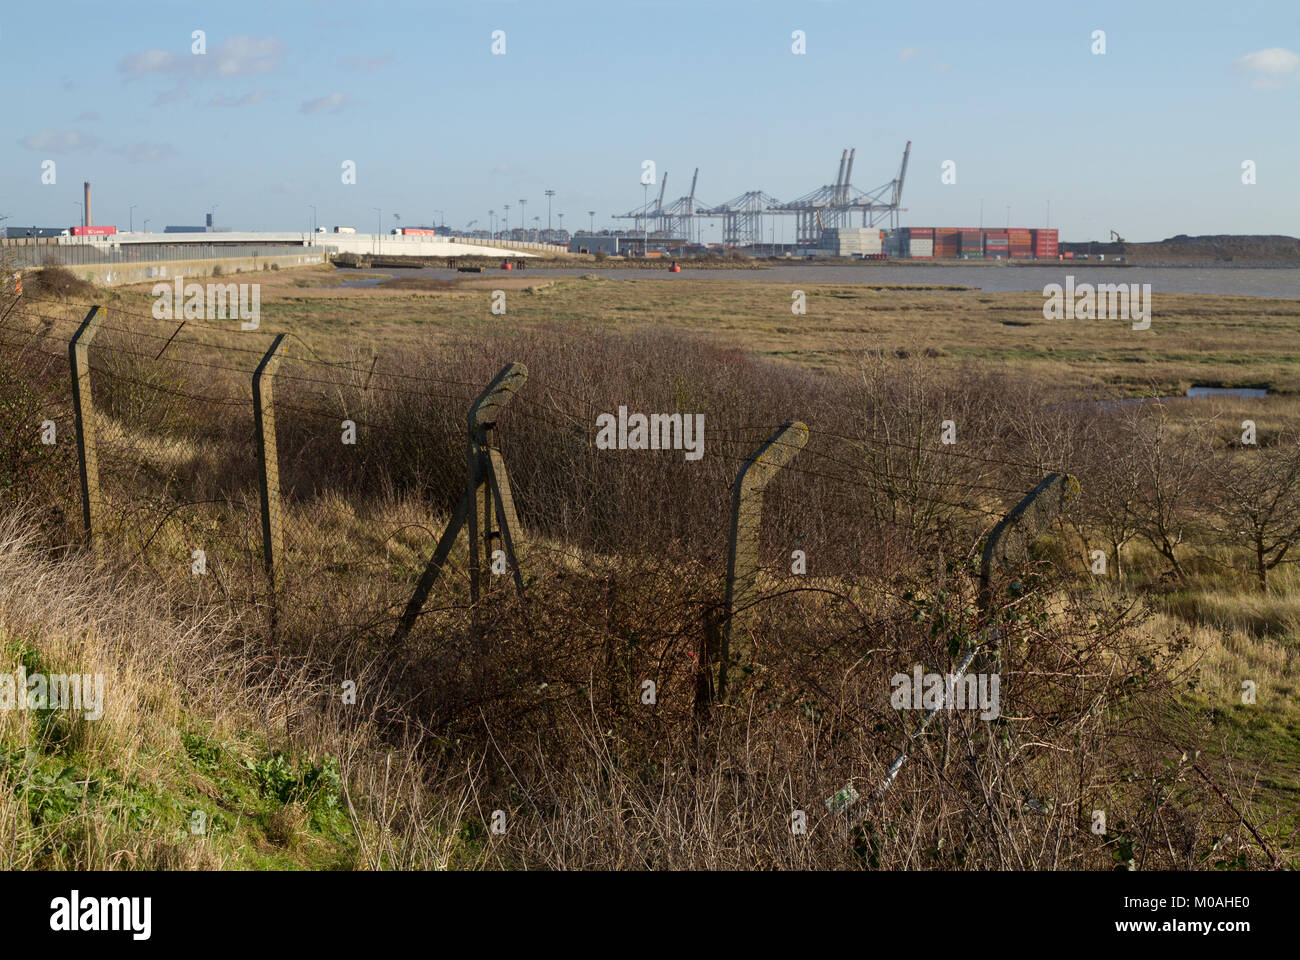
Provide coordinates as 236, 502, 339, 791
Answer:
83, 182, 91, 227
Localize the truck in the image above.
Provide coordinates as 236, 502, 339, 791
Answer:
333, 226, 357, 234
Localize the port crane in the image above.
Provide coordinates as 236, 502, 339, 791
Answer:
768, 141, 913, 243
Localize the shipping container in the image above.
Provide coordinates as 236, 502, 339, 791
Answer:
905, 227, 934, 237
69, 225, 116, 237
400, 227, 438, 236
907, 238, 933, 257
333, 226, 357, 234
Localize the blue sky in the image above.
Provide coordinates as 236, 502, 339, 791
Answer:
2, 0, 1297, 241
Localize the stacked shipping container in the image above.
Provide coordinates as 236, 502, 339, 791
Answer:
1031, 228, 1059, 259
903, 227, 933, 258
898, 226, 1061, 259
983, 229, 1009, 259
933, 227, 961, 258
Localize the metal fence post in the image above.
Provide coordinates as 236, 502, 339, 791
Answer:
721, 420, 808, 697
68, 305, 103, 560
253, 334, 287, 602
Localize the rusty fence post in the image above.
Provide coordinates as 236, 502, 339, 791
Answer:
720, 420, 808, 698
68, 305, 103, 560
393, 361, 527, 643
253, 334, 287, 606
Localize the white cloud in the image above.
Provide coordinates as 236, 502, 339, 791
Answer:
119, 48, 185, 77
1234, 47, 1299, 88
897, 47, 919, 62
1235, 47, 1299, 75
300, 92, 350, 114
18, 130, 99, 153
209, 90, 273, 107
212, 36, 283, 76
119, 35, 283, 79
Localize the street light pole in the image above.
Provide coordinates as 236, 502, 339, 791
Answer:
519, 199, 527, 232
372, 207, 381, 253
129, 204, 137, 232
309, 204, 317, 233
545, 189, 555, 230
589, 210, 595, 234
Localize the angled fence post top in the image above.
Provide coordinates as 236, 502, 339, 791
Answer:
735, 421, 809, 492
68, 304, 103, 352
253, 333, 288, 605
254, 333, 287, 380
724, 420, 810, 650
469, 362, 528, 434
981, 471, 1080, 586
68, 305, 104, 557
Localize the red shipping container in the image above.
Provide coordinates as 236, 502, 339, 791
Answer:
70, 225, 117, 236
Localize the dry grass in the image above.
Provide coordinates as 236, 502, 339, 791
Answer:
3, 276, 1297, 870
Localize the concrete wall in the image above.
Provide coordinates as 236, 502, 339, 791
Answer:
71, 252, 327, 287
5, 232, 579, 262
315, 234, 566, 258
